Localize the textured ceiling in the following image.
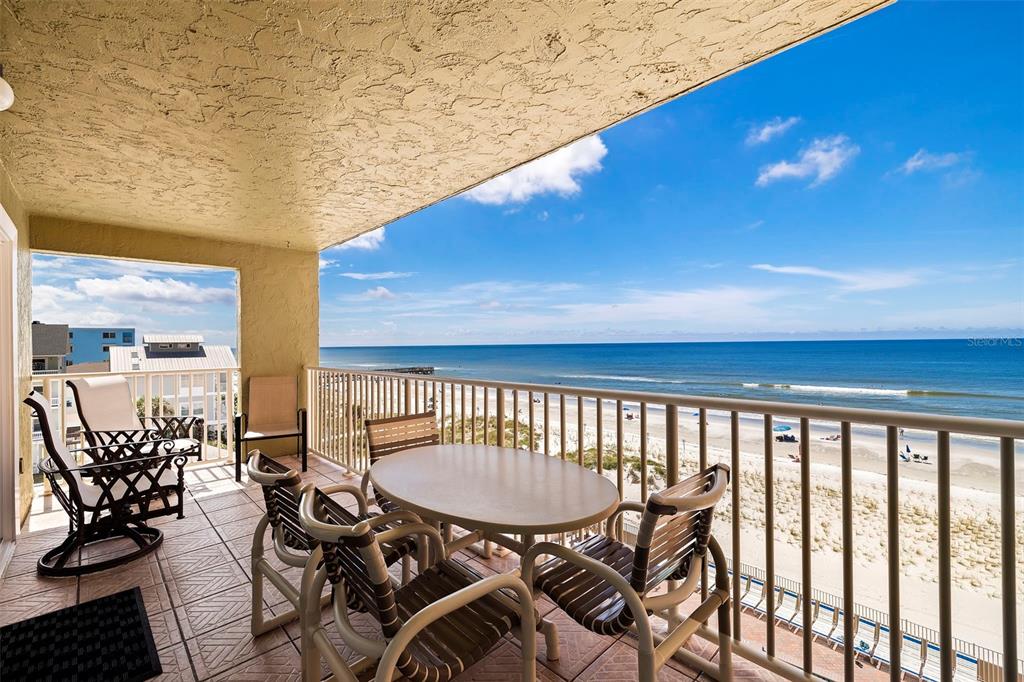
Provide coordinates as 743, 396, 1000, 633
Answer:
0, 0, 889, 251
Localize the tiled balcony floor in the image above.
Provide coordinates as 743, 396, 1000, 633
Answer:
3, 454, 888, 681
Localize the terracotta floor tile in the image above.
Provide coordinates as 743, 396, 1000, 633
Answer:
149, 607, 185, 650
162, 527, 225, 556
206, 500, 265, 524
529, 607, 620, 680
196, 490, 252, 514
215, 514, 267, 543
458, 640, 563, 681
79, 554, 164, 601
576, 640, 697, 680
157, 514, 214, 539
186, 615, 290, 679
168, 558, 251, 606
210, 641, 302, 681
154, 643, 197, 682
0, 569, 76, 602
0, 584, 78, 627
175, 584, 264, 640
164, 542, 238, 578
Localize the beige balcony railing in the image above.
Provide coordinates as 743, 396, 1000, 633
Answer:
306, 365, 1022, 682
31, 367, 239, 466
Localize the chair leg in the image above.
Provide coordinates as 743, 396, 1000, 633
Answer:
401, 555, 412, 585
300, 418, 308, 472
234, 415, 243, 482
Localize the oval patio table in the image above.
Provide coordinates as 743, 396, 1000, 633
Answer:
369, 443, 620, 661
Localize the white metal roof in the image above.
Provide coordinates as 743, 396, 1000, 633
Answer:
143, 334, 203, 344
110, 345, 236, 372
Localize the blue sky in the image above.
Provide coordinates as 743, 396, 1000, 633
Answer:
34, 2, 1024, 347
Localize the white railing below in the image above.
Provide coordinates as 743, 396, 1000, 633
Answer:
306, 365, 1022, 682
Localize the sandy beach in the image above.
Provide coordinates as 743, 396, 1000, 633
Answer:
432, 388, 1024, 652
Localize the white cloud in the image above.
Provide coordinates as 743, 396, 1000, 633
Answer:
900, 149, 964, 174
537, 211, 549, 222
364, 286, 396, 299
340, 272, 413, 281
464, 135, 608, 205
746, 116, 800, 145
319, 257, 335, 271
75, 275, 236, 304
756, 135, 859, 187
751, 264, 920, 292
337, 227, 385, 251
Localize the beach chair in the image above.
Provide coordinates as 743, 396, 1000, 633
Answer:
953, 652, 980, 681
810, 602, 837, 641
360, 411, 439, 513
829, 611, 852, 649
523, 464, 734, 682
66, 375, 202, 458
920, 641, 943, 682
741, 577, 765, 611
297, 485, 537, 682
736, 574, 751, 605
755, 585, 781, 617
869, 622, 889, 668
789, 597, 814, 632
235, 376, 307, 482
774, 589, 800, 624
900, 634, 928, 680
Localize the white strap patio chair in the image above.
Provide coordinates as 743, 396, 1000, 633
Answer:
67, 375, 203, 458
235, 376, 307, 481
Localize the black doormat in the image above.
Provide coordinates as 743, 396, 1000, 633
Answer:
0, 586, 162, 681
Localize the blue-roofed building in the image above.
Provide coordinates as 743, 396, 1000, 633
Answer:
67, 327, 136, 366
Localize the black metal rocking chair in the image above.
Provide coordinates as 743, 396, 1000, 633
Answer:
24, 391, 189, 576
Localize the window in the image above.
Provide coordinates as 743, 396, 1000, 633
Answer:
102, 345, 110, 352
122, 332, 132, 343
158, 343, 170, 350
68, 332, 73, 339
69, 345, 73, 353
102, 331, 115, 339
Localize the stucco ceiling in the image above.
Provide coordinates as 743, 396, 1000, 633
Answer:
0, 1, 889, 251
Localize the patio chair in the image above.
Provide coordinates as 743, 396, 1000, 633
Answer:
741, 577, 765, 611
774, 588, 800, 624
811, 602, 838, 641
24, 391, 188, 575
361, 411, 439, 513
67, 375, 202, 457
523, 463, 734, 681
297, 484, 537, 682
235, 376, 307, 481
245, 451, 419, 636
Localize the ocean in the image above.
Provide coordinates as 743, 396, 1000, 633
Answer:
319, 339, 1024, 421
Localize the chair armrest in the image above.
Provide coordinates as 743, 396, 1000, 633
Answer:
374, 573, 537, 682
374, 522, 445, 563
70, 438, 178, 464
521, 541, 653, 652
364, 510, 423, 529
319, 482, 369, 516
605, 500, 646, 539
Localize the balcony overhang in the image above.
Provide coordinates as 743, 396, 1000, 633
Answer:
0, 0, 890, 250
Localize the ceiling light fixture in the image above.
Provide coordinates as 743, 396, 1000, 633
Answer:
0, 65, 14, 111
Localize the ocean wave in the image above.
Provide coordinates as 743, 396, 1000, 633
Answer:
560, 374, 693, 385
746, 383, 908, 397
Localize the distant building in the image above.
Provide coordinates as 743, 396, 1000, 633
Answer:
31, 322, 70, 373
109, 334, 236, 373
68, 326, 135, 365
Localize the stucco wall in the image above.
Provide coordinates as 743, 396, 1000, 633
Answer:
30, 216, 319, 456
0, 162, 33, 524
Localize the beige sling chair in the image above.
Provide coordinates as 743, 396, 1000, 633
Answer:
235, 376, 307, 481
66, 375, 202, 458
297, 483, 537, 682
246, 451, 419, 637
360, 411, 439, 513
522, 463, 734, 681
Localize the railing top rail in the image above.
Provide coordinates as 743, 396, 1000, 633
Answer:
306, 365, 1024, 439
33, 367, 239, 381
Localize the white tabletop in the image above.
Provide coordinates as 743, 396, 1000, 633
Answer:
369, 444, 620, 536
